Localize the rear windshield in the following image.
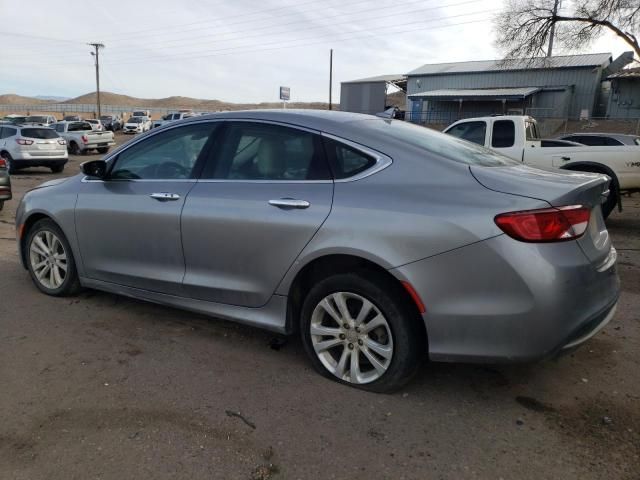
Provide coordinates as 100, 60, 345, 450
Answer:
68, 122, 93, 132
358, 119, 518, 167
21, 128, 59, 139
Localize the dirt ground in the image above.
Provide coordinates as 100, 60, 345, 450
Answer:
0, 136, 638, 480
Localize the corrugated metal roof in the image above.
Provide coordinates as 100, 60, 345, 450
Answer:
408, 87, 541, 99
342, 74, 406, 84
407, 53, 611, 76
607, 67, 640, 79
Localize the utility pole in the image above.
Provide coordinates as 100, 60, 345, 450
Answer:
547, 0, 560, 57
88, 43, 105, 118
329, 49, 333, 110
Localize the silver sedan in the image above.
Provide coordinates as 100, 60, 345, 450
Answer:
15, 110, 620, 392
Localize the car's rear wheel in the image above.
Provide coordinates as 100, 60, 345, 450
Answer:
97, 147, 109, 154
0, 201, 4, 211
300, 272, 425, 392
26, 219, 81, 296
68, 142, 81, 155
50, 164, 64, 173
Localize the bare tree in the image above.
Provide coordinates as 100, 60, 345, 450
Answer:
495, 0, 640, 60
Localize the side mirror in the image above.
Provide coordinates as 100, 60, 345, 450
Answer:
81, 160, 107, 178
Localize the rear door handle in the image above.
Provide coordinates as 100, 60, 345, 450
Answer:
150, 192, 181, 201
561, 156, 571, 161
268, 198, 310, 209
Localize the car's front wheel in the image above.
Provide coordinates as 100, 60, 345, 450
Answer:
300, 272, 425, 392
26, 219, 81, 296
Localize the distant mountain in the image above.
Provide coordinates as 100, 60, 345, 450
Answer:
35, 95, 70, 101
0, 94, 55, 105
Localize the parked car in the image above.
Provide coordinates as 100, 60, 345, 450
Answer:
132, 110, 150, 118
15, 110, 619, 392
53, 121, 115, 155
0, 155, 11, 211
86, 119, 104, 131
63, 115, 82, 122
557, 132, 640, 146
541, 139, 585, 147
443, 115, 640, 218
152, 112, 194, 129
123, 116, 151, 134
0, 124, 68, 173
24, 115, 57, 127
100, 115, 122, 132
6, 115, 28, 124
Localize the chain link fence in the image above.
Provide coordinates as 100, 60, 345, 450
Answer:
0, 103, 174, 119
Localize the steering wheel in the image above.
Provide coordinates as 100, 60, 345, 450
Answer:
155, 161, 190, 179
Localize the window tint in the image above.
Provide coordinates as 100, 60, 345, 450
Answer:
445, 121, 487, 145
0, 127, 17, 139
323, 138, 376, 179
361, 119, 518, 167
209, 122, 330, 180
21, 128, 59, 139
69, 122, 92, 132
492, 120, 515, 148
605, 137, 623, 146
110, 123, 217, 180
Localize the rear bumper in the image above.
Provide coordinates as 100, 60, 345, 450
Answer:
0, 183, 11, 201
13, 150, 68, 161
391, 235, 620, 363
83, 141, 115, 149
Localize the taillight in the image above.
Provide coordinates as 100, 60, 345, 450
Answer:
0, 158, 6, 168
81, 135, 88, 143
16, 138, 34, 145
495, 205, 590, 242
58, 139, 67, 145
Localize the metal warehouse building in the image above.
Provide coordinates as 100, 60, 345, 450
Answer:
341, 52, 633, 125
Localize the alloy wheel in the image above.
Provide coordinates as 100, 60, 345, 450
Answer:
310, 291, 394, 384
29, 230, 68, 290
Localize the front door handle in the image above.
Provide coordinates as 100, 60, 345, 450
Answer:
150, 192, 181, 201
561, 156, 571, 161
268, 198, 310, 209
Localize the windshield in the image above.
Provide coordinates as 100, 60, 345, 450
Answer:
26, 116, 49, 123
100, 116, 112, 121
129, 117, 142, 123
358, 119, 519, 167
21, 128, 59, 139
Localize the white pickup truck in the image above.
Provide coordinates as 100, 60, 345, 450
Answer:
444, 115, 640, 218
53, 121, 116, 155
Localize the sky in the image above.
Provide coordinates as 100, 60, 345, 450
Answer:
0, 0, 631, 104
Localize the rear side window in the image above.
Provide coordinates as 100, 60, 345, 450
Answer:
445, 121, 487, 145
565, 135, 606, 146
21, 128, 59, 139
491, 120, 515, 148
0, 127, 17, 139
323, 138, 376, 179
208, 122, 331, 181
605, 137, 624, 146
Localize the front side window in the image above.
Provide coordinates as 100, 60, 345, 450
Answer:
445, 121, 487, 145
110, 122, 217, 180
491, 120, 515, 148
208, 122, 330, 180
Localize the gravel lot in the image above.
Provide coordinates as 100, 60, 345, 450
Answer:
1, 134, 638, 479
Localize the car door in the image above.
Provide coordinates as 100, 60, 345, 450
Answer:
181, 120, 334, 307
74, 121, 219, 294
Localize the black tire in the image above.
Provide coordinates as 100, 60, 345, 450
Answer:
0, 201, 3, 211
97, 147, 110, 154
68, 142, 81, 155
601, 181, 618, 219
25, 218, 81, 297
300, 271, 425, 393
50, 165, 64, 173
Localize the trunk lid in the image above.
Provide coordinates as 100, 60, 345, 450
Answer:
471, 164, 613, 266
